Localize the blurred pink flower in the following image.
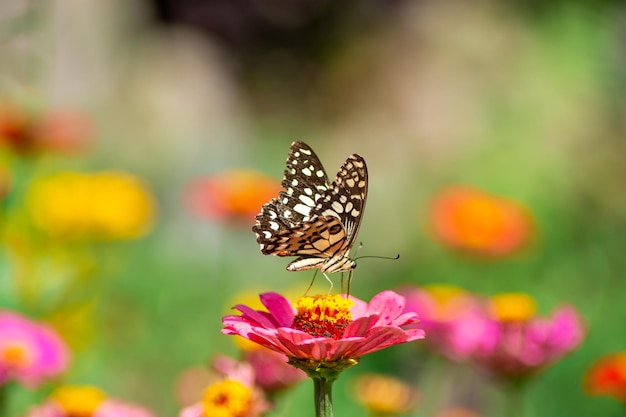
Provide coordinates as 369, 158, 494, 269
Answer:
178, 355, 270, 417
428, 185, 534, 258
93, 400, 156, 417
243, 347, 307, 395
450, 295, 585, 379
222, 291, 424, 370
0, 310, 70, 388
184, 169, 281, 224
25, 386, 155, 417
399, 285, 484, 361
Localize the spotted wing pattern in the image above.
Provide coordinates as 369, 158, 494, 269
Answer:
253, 141, 368, 273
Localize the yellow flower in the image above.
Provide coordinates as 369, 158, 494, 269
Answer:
27, 171, 155, 240
50, 385, 107, 417
352, 373, 419, 416
489, 293, 537, 322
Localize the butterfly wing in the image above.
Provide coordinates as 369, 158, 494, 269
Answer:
253, 141, 330, 254
314, 154, 368, 249
253, 142, 367, 273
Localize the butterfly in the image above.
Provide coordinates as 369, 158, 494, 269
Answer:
253, 141, 368, 275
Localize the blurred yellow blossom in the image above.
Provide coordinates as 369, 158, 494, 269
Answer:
27, 171, 156, 240
352, 373, 419, 416
489, 293, 537, 322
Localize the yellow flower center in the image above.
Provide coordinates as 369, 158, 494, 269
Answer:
202, 379, 252, 417
50, 386, 107, 417
0, 343, 32, 368
490, 293, 536, 322
292, 295, 354, 339
354, 374, 417, 415
424, 285, 470, 321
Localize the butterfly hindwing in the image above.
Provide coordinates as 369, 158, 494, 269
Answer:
315, 154, 368, 248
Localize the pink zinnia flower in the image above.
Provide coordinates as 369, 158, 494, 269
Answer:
222, 290, 424, 373
178, 355, 270, 417
25, 385, 156, 417
0, 310, 70, 388
243, 347, 307, 395
449, 293, 585, 380
399, 284, 484, 361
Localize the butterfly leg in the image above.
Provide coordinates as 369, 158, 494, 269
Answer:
323, 272, 334, 293
343, 270, 353, 297
304, 270, 318, 296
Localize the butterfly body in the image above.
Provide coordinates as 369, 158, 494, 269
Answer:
253, 141, 367, 274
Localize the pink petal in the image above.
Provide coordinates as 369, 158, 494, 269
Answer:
344, 315, 380, 337
229, 305, 277, 329
348, 327, 415, 357
366, 291, 406, 324
260, 293, 296, 327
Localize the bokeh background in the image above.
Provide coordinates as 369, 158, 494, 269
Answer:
1, 0, 626, 416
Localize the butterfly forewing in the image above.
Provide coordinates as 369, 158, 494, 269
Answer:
253, 141, 367, 273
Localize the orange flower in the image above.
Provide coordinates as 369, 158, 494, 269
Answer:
584, 352, 626, 402
184, 169, 281, 224
0, 102, 91, 155
428, 185, 533, 257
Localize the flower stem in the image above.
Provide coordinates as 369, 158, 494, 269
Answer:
313, 377, 334, 417
0, 383, 8, 417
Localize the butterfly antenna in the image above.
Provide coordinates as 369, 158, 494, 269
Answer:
304, 270, 318, 296
354, 254, 400, 262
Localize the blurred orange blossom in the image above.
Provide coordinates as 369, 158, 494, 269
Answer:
184, 169, 281, 224
584, 352, 626, 402
428, 185, 534, 257
0, 102, 91, 156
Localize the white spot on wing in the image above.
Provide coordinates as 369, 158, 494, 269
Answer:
263, 231, 272, 239
299, 195, 315, 206
302, 167, 312, 176
316, 170, 325, 177
269, 221, 279, 230
331, 201, 344, 213
294, 203, 311, 216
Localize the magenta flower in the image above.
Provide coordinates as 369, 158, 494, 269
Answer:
0, 310, 70, 388
242, 348, 307, 395
399, 285, 483, 361
222, 290, 424, 367
223, 291, 424, 417
447, 294, 585, 380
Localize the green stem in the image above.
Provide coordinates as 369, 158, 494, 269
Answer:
503, 380, 526, 417
0, 383, 9, 417
313, 377, 334, 417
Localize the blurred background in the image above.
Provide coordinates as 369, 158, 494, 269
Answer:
1, 0, 625, 416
